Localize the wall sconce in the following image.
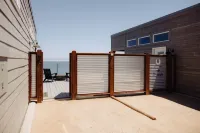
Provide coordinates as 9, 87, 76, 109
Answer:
30, 40, 40, 52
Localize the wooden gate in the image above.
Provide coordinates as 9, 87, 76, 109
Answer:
29, 50, 43, 103
70, 51, 175, 100
114, 54, 145, 95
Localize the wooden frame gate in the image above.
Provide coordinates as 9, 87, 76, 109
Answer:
70, 51, 175, 100
29, 50, 43, 103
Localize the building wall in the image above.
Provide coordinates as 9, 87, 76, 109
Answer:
111, 4, 200, 52
111, 4, 200, 98
0, 0, 36, 133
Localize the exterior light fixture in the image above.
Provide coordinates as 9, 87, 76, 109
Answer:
30, 40, 40, 52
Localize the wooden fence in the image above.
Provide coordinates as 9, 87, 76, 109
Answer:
70, 51, 175, 100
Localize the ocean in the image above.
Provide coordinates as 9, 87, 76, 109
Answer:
43, 61, 69, 75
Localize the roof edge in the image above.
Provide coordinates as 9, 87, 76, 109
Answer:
111, 3, 200, 37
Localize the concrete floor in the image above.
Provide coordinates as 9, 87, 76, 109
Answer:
31, 93, 200, 133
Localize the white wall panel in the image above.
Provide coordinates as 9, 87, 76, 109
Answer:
150, 56, 166, 90
31, 54, 36, 97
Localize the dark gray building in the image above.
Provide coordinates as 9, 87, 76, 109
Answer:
111, 3, 200, 98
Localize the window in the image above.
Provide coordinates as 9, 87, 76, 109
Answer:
138, 36, 150, 45
127, 39, 137, 47
153, 31, 169, 43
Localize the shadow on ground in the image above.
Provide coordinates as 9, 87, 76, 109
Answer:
153, 92, 200, 111
55, 92, 70, 99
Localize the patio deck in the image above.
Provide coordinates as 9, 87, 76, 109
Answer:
43, 81, 70, 99
31, 93, 200, 133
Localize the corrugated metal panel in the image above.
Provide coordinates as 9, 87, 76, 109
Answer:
150, 57, 166, 90
31, 54, 36, 97
114, 56, 144, 92
77, 55, 109, 94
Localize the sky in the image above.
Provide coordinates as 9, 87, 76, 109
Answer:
31, 0, 199, 61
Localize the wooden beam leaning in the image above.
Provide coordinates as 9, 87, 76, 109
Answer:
111, 96, 156, 120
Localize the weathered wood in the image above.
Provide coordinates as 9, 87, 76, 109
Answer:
36, 50, 43, 103
109, 52, 114, 96
114, 90, 145, 95
111, 96, 156, 120
145, 54, 150, 95
77, 92, 110, 97
71, 51, 77, 100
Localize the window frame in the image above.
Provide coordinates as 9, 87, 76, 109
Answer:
153, 31, 169, 43
138, 35, 151, 45
127, 38, 137, 47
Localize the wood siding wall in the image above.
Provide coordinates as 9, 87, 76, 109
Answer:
0, 0, 36, 133
111, 4, 200, 97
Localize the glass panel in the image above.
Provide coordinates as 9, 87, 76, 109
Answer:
139, 36, 150, 45
127, 39, 137, 47
154, 32, 169, 43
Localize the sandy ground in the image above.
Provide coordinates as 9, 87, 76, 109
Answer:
31, 93, 200, 133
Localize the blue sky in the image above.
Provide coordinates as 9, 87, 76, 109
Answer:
31, 0, 199, 61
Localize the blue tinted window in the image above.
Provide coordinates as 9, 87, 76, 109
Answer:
127, 39, 137, 47
154, 32, 169, 43
139, 36, 150, 45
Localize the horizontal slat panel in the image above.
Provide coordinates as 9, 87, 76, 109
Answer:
0, 0, 29, 42
0, 80, 28, 133
5, 0, 30, 38
0, 27, 29, 53
0, 71, 28, 105
77, 55, 108, 94
0, 76, 28, 120
7, 58, 28, 70
0, 12, 28, 47
31, 54, 36, 97
114, 56, 144, 92
150, 57, 166, 90
8, 66, 28, 83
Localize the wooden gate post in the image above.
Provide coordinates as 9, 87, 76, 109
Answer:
109, 51, 115, 96
144, 54, 150, 95
69, 53, 72, 97
36, 50, 43, 103
71, 51, 77, 100
167, 55, 176, 93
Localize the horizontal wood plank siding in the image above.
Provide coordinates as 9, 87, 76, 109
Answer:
0, 0, 36, 132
